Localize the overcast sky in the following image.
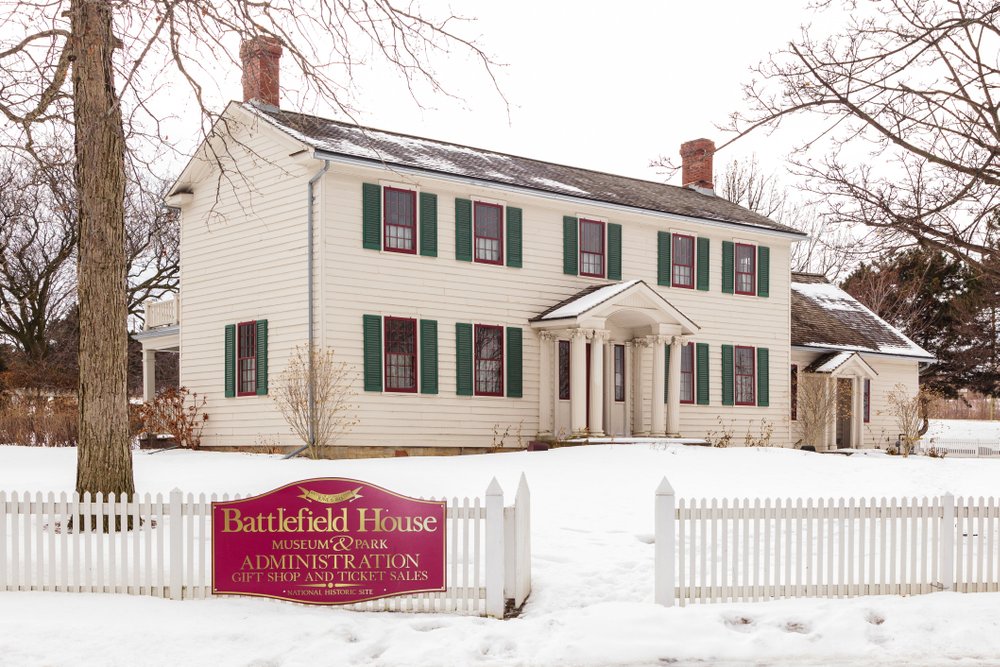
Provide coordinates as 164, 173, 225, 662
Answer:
173, 0, 822, 188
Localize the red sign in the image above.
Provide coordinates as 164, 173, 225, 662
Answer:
212, 478, 446, 604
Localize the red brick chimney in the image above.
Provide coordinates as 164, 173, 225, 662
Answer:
680, 138, 715, 192
240, 36, 283, 108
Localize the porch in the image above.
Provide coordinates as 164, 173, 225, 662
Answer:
135, 295, 180, 401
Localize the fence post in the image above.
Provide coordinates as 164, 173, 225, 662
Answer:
485, 478, 505, 619
655, 477, 676, 607
503, 473, 531, 609
169, 488, 183, 600
939, 492, 955, 592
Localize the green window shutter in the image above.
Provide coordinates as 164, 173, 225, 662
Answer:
455, 198, 472, 262
696, 342, 710, 405
362, 183, 381, 251
663, 343, 670, 403
657, 231, 672, 286
506, 327, 523, 398
721, 344, 734, 406
696, 237, 710, 291
455, 323, 473, 396
420, 319, 438, 394
255, 319, 268, 396
757, 246, 770, 297
419, 192, 437, 257
563, 216, 578, 275
362, 314, 383, 392
757, 347, 770, 407
224, 324, 235, 398
506, 206, 523, 268
721, 241, 735, 294
607, 223, 622, 281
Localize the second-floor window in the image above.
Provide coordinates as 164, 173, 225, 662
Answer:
735, 243, 756, 295
672, 234, 695, 288
680, 343, 694, 404
474, 202, 503, 264
580, 219, 605, 278
384, 317, 417, 392
735, 345, 755, 405
475, 325, 504, 396
237, 321, 257, 396
384, 187, 417, 254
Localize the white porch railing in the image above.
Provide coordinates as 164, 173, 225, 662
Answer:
0, 476, 531, 618
655, 478, 1000, 607
143, 296, 180, 330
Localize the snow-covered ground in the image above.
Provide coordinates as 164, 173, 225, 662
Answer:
2, 421, 1000, 666
924, 418, 1000, 442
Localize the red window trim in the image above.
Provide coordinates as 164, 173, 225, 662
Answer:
474, 324, 504, 397
384, 316, 418, 393
236, 320, 257, 396
558, 340, 571, 400
382, 186, 417, 255
734, 345, 756, 406
672, 234, 695, 289
614, 344, 626, 403
791, 364, 798, 421
863, 378, 871, 423
579, 218, 606, 278
735, 243, 757, 296
473, 201, 504, 265
680, 342, 695, 404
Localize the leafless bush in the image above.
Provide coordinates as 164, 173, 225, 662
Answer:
135, 387, 208, 450
883, 384, 923, 457
706, 416, 734, 448
743, 418, 774, 447
796, 374, 840, 450
273, 345, 358, 459
0, 392, 77, 446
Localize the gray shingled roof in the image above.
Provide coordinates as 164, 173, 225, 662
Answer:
247, 103, 805, 237
791, 273, 933, 360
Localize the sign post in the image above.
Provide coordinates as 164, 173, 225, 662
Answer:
212, 478, 446, 605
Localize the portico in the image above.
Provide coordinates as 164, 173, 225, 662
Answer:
530, 281, 699, 440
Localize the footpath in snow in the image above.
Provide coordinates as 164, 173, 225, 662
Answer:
2, 434, 1000, 666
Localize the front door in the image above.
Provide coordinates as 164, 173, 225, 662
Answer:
836, 378, 853, 448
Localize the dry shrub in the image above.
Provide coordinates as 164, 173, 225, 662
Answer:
136, 387, 208, 449
0, 392, 78, 446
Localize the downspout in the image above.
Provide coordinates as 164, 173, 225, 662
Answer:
306, 160, 330, 456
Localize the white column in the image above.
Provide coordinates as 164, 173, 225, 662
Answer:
142, 348, 156, 402
538, 332, 554, 437
570, 330, 587, 435
651, 336, 666, 437
666, 336, 683, 437
588, 330, 607, 437
631, 340, 647, 435
825, 378, 836, 450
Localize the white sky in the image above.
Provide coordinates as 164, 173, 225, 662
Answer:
168, 0, 820, 187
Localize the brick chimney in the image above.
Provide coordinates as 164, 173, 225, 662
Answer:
240, 36, 283, 108
680, 138, 715, 192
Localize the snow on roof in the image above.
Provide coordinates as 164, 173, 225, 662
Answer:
242, 103, 805, 236
803, 351, 858, 374
790, 273, 933, 360
536, 280, 640, 320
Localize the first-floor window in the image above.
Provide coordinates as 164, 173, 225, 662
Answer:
864, 379, 871, 423
237, 321, 257, 395
475, 325, 503, 396
680, 343, 694, 404
579, 219, 605, 277
385, 317, 417, 392
614, 344, 625, 402
791, 364, 798, 420
384, 186, 416, 253
558, 340, 570, 400
735, 345, 755, 405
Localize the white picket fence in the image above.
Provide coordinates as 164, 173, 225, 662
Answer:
918, 439, 1000, 458
0, 476, 530, 618
655, 478, 1000, 607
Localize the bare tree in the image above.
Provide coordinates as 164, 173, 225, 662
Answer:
796, 373, 839, 449
726, 0, 1000, 279
884, 384, 925, 457
0, 1, 502, 495
274, 346, 358, 459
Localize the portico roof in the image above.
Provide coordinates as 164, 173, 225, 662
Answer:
530, 280, 699, 334
803, 351, 878, 378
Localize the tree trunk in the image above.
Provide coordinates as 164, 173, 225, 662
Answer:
71, 0, 134, 498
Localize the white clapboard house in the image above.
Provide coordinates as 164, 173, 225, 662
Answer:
136, 37, 934, 454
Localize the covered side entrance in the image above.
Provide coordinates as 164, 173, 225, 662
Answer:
803, 351, 877, 450
530, 280, 700, 439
